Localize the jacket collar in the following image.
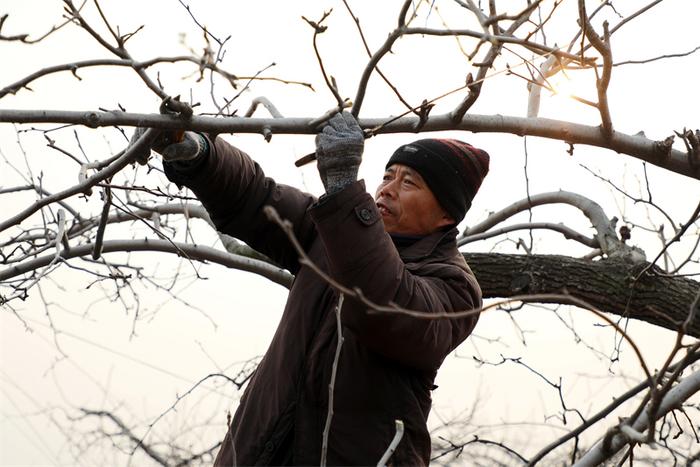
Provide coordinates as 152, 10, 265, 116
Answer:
396, 226, 459, 262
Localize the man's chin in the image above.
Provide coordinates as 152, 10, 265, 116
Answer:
383, 223, 401, 235
380, 213, 394, 230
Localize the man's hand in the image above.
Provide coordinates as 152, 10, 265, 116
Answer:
128, 128, 206, 165
315, 112, 364, 194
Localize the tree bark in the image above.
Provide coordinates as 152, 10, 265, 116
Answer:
464, 253, 700, 337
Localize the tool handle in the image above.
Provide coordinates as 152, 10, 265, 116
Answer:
294, 151, 317, 167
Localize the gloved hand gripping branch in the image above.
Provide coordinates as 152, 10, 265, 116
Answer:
128, 97, 207, 165
314, 112, 365, 195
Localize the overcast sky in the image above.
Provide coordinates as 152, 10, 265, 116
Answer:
1, 1, 699, 465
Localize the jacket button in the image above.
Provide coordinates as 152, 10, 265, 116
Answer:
264, 441, 275, 452
359, 208, 372, 221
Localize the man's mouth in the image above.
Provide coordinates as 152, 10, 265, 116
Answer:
376, 201, 392, 216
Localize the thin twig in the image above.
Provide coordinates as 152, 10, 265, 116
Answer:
176, 0, 228, 46
340, 0, 416, 114
302, 11, 345, 109
377, 420, 405, 467
636, 200, 700, 278
135, 372, 249, 456
63, 0, 167, 98
320, 294, 345, 467
458, 221, 598, 248
0, 56, 311, 99
0, 128, 159, 234
612, 45, 700, 66
529, 348, 700, 465
577, 0, 613, 137
574, 367, 700, 466
77, 409, 169, 466
0, 2, 86, 44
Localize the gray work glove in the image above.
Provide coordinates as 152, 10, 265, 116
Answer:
315, 112, 364, 194
128, 128, 206, 165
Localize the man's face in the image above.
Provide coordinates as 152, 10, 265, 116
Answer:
375, 164, 455, 236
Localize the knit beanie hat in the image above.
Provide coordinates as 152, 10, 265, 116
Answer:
386, 139, 490, 223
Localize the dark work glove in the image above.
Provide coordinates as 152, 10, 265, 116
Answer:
315, 112, 364, 194
129, 128, 207, 165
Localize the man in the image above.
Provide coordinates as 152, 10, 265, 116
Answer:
135, 112, 489, 466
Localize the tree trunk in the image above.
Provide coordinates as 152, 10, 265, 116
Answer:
464, 253, 700, 337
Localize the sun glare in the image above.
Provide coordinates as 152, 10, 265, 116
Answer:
549, 71, 588, 102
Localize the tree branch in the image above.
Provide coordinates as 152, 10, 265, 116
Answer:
528, 349, 700, 465
340, 0, 416, 114
574, 368, 700, 466
465, 252, 700, 337
0, 238, 293, 289
77, 408, 169, 467
460, 191, 643, 260
1, 110, 697, 179
302, 10, 345, 109
451, 1, 539, 123
0, 128, 159, 234
459, 221, 598, 248
577, 0, 613, 137
0, 56, 312, 99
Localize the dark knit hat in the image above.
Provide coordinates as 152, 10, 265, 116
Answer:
386, 139, 490, 222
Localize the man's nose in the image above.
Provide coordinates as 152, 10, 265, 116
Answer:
378, 179, 398, 198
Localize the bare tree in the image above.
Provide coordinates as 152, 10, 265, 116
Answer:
1, 1, 699, 465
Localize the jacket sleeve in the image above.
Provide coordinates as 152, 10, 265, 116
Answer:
309, 181, 481, 372
164, 135, 317, 274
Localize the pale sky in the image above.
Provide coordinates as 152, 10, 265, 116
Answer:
1, 1, 699, 465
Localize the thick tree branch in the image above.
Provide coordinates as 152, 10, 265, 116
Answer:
465, 253, 700, 338
1, 110, 697, 179
2, 238, 697, 338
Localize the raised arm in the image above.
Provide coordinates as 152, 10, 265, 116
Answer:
130, 129, 318, 273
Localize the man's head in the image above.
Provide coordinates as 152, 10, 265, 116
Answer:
375, 138, 490, 236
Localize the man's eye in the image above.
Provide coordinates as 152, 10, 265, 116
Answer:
403, 179, 415, 186
383, 175, 392, 181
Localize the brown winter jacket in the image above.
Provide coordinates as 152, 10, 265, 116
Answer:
164, 136, 483, 466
